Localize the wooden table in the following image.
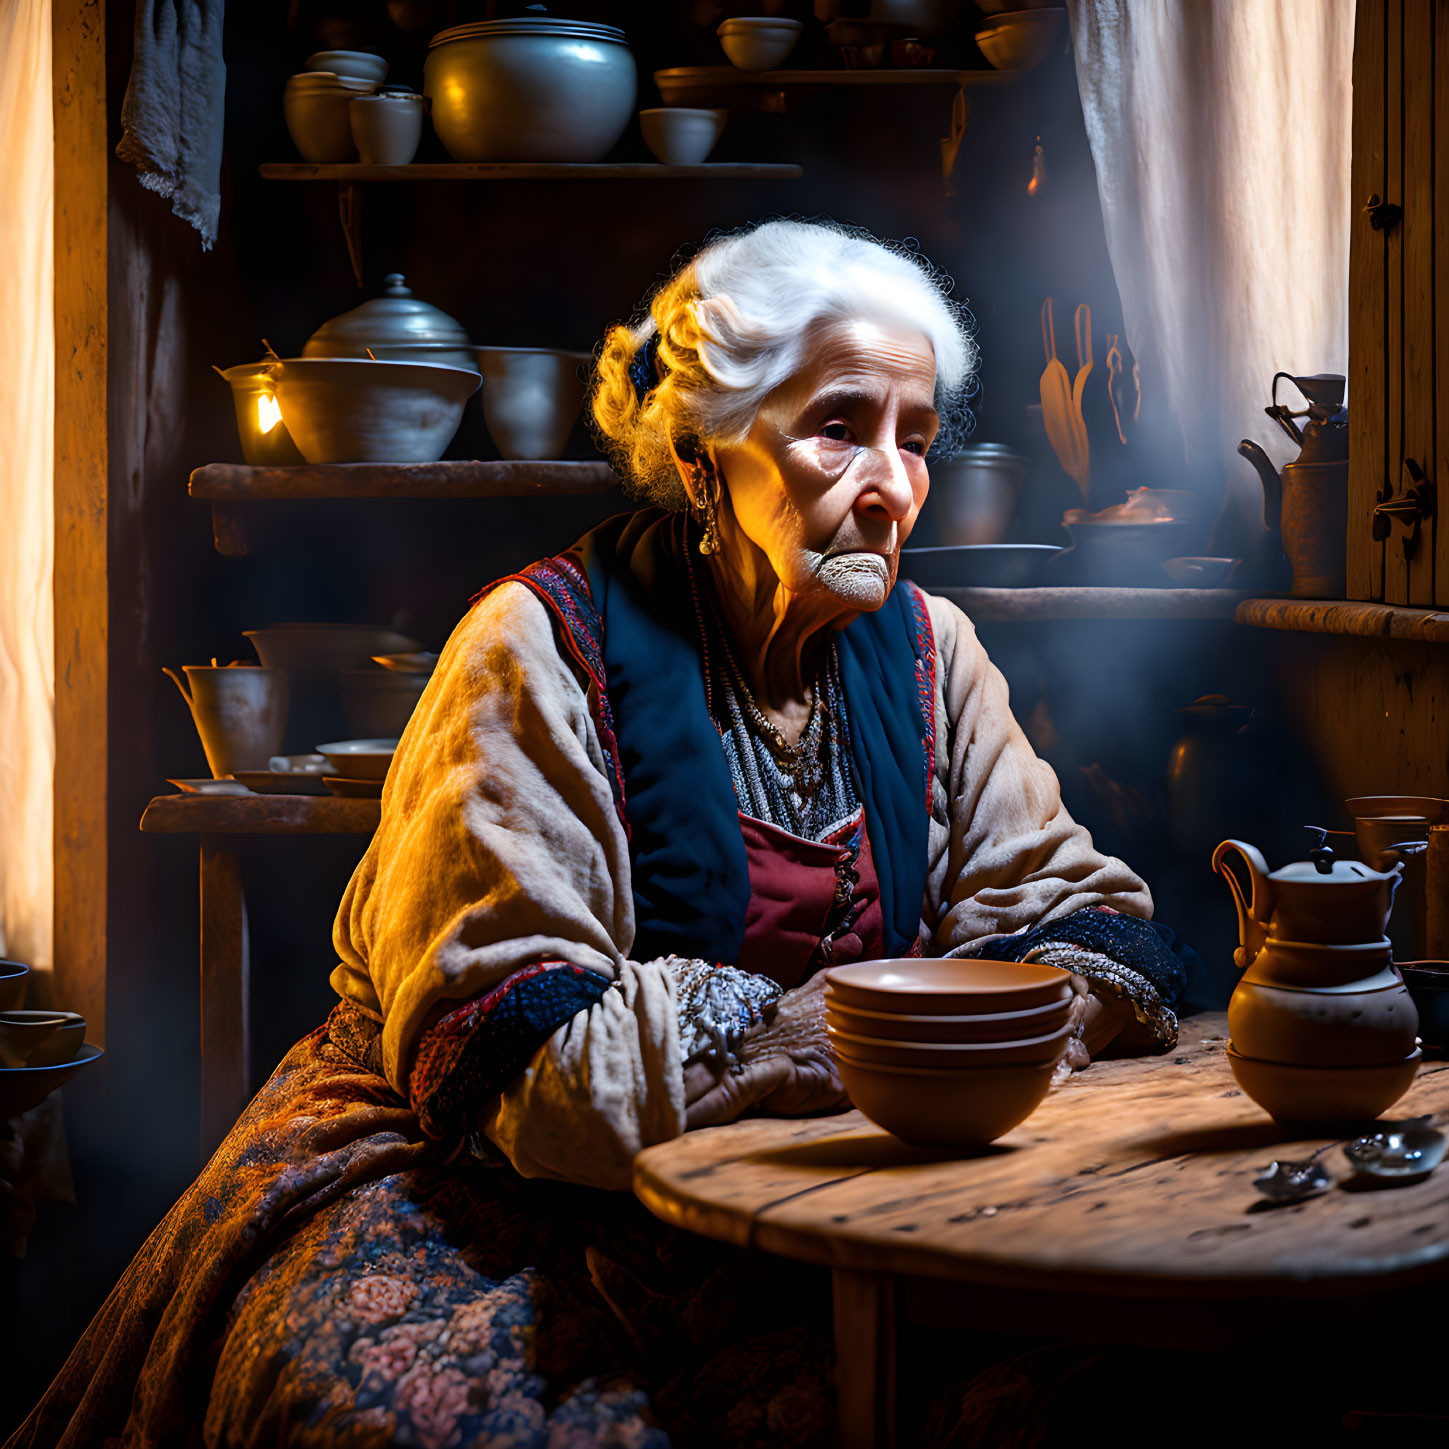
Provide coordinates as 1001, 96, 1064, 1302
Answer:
634, 1016, 1449, 1448
140, 793, 379, 1155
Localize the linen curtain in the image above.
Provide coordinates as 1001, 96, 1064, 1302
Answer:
0, 0, 55, 978
1065, 0, 1355, 535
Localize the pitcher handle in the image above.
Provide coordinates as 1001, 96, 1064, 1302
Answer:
162, 666, 192, 705
1211, 839, 1271, 971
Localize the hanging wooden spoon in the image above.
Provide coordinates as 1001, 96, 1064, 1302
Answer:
1105, 332, 1128, 445
1040, 297, 1089, 499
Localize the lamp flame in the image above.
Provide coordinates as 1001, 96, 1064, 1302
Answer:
256, 393, 282, 435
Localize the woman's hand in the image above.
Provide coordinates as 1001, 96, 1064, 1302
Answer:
684, 968, 849, 1128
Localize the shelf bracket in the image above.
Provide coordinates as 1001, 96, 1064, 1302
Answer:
211, 503, 249, 557
940, 84, 970, 194
338, 181, 364, 287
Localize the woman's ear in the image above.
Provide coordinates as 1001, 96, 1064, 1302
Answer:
666, 428, 718, 510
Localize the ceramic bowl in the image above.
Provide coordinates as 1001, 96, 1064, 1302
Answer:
220, 362, 304, 466
284, 73, 377, 163
1345, 795, 1449, 826
425, 19, 637, 163
829, 1023, 1071, 1068
1353, 814, 1428, 869
639, 108, 726, 165
1400, 961, 1449, 1049
836, 1053, 1056, 1147
349, 94, 425, 166
827, 958, 1072, 1016
1054, 521, 1204, 586
0, 1011, 85, 1069
339, 668, 428, 739
317, 738, 399, 781
718, 18, 803, 72
824, 994, 1074, 1043
306, 50, 389, 85
474, 347, 590, 461
0, 961, 28, 1012
1162, 556, 1236, 587
898, 544, 1062, 589
245, 624, 422, 675
1226, 1045, 1422, 1125
975, 8, 1063, 71
272, 358, 480, 464
1227, 973, 1419, 1066
0, 1043, 103, 1120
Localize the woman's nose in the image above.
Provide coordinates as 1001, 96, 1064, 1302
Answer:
853, 442, 916, 522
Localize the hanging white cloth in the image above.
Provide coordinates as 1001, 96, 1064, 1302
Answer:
0, 0, 55, 978
1065, 0, 1355, 535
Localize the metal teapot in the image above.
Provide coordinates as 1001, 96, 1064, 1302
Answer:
1237, 373, 1348, 596
1211, 829, 1401, 970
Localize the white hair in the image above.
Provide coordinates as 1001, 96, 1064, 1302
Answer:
592, 218, 977, 508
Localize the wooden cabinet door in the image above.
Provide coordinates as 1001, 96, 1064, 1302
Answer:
1349, 0, 1446, 605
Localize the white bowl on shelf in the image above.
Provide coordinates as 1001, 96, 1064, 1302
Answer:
316, 738, 399, 781
306, 49, 389, 86
349, 94, 425, 166
639, 108, 726, 166
474, 347, 590, 461
718, 17, 803, 72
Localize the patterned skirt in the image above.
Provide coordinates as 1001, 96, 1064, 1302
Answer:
7, 1013, 836, 1449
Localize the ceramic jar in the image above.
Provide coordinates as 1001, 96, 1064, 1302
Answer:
349, 93, 425, 166
284, 72, 377, 162
424, 18, 636, 162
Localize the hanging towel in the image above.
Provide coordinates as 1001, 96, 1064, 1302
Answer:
116, 0, 227, 249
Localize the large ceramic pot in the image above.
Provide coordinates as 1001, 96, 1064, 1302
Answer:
425, 18, 637, 163
923, 443, 1026, 548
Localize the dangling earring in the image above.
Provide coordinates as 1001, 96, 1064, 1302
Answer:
695, 465, 720, 556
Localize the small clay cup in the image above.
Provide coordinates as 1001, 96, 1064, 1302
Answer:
0, 1011, 85, 1068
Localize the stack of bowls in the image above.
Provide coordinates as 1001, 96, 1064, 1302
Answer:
825, 958, 1075, 1147
284, 71, 379, 162
0, 973, 103, 1118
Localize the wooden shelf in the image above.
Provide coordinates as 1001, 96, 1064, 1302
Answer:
938, 586, 1249, 623
190, 460, 623, 554
190, 459, 618, 501
1235, 596, 1449, 644
653, 66, 1013, 95
259, 161, 803, 182
140, 792, 380, 835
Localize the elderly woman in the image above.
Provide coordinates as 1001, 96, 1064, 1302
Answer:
15, 221, 1187, 1449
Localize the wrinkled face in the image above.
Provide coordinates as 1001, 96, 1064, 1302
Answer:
710, 316, 939, 612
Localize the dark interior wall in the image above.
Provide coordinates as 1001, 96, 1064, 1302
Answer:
5, 1, 1208, 1423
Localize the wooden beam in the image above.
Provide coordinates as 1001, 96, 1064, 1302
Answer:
140, 793, 380, 836
188, 459, 620, 501
52, 0, 108, 1040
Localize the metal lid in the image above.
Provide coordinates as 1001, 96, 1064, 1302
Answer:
303, 275, 473, 360
430, 18, 628, 47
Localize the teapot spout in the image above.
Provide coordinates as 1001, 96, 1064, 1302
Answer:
1211, 839, 1273, 970
1237, 440, 1283, 534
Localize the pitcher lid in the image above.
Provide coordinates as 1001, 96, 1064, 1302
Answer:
1268, 829, 1400, 884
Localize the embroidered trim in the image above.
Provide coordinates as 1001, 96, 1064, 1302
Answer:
409, 961, 613, 1146
905, 581, 938, 803
474, 553, 629, 829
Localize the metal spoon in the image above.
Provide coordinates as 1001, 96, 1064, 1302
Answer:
1342, 1122, 1446, 1182
1253, 1156, 1333, 1203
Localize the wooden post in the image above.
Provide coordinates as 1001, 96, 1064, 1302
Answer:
832, 1268, 897, 1449
198, 838, 250, 1160
52, 0, 109, 1037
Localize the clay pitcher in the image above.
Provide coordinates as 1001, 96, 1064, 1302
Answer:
164, 664, 289, 778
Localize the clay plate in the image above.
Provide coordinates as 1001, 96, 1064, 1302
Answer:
825, 994, 1073, 1043
233, 770, 332, 796
324, 776, 385, 799
826, 958, 1072, 1016
828, 1023, 1071, 1068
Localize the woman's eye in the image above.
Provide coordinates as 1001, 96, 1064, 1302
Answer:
820, 422, 854, 443
902, 438, 928, 456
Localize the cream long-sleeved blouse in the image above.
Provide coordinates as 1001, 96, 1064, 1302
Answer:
329, 580, 1151, 1190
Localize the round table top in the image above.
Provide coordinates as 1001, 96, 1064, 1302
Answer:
633, 1015, 1449, 1299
